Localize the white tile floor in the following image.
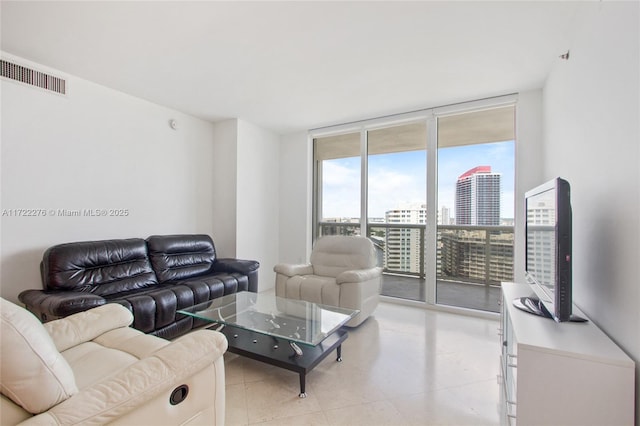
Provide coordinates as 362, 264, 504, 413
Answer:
224, 302, 502, 425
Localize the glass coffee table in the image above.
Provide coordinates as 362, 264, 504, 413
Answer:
178, 291, 358, 397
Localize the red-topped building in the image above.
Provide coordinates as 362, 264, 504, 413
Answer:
455, 166, 501, 225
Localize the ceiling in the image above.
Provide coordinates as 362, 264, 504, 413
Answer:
1, 1, 580, 135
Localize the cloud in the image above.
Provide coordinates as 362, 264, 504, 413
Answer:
322, 161, 360, 218
368, 169, 425, 217
320, 140, 515, 220
322, 158, 427, 218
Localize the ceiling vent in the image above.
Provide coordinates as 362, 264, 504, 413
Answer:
1, 59, 66, 95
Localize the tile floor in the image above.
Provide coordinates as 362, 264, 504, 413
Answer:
224, 301, 502, 425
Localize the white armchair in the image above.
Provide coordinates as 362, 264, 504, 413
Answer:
0, 298, 227, 425
274, 236, 382, 327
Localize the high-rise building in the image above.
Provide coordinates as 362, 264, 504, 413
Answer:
455, 166, 501, 225
384, 203, 426, 274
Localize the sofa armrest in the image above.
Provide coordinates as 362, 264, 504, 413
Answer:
336, 267, 383, 285
212, 258, 260, 275
212, 258, 260, 292
18, 290, 106, 322
273, 263, 314, 277
44, 303, 134, 352
19, 329, 228, 426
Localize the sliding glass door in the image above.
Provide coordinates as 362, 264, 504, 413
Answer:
367, 122, 427, 302
313, 97, 515, 312
436, 106, 515, 312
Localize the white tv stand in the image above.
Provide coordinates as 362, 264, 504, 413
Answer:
500, 283, 634, 425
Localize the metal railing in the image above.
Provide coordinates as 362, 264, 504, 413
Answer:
318, 221, 514, 287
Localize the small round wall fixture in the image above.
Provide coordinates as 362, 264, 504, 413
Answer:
169, 119, 178, 130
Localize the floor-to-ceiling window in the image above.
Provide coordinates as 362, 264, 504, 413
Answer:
436, 106, 515, 312
313, 96, 515, 313
314, 132, 362, 236
367, 122, 427, 301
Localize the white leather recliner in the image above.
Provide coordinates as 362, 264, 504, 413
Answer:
0, 298, 227, 425
274, 235, 382, 327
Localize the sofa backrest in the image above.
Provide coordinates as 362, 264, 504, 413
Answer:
147, 234, 217, 282
41, 239, 158, 296
310, 235, 378, 278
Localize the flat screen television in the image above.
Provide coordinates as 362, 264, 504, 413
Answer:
514, 177, 586, 322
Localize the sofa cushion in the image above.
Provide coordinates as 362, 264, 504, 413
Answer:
104, 284, 195, 333
41, 238, 158, 296
0, 298, 78, 414
104, 272, 248, 335
147, 234, 217, 282
175, 273, 249, 298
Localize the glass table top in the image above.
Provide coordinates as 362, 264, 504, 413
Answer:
178, 291, 359, 347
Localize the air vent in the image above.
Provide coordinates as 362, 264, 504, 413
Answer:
1, 59, 66, 95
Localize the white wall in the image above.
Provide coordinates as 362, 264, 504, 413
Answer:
278, 131, 313, 264
211, 119, 238, 258
513, 90, 544, 283
542, 0, 639, 416
1, 57, 281, 301
236, 119, 280, 290
0, 53, 217, 303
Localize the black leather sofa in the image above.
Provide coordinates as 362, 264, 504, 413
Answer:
18, 234, 259, 339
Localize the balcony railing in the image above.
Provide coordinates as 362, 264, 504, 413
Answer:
437, 225, 514, 287
318, 221, 514, 311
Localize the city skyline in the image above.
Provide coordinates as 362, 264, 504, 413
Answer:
321, 140, 515, 221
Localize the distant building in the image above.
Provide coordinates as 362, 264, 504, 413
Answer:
439, 206, 451, 225
526, 199, 555, 286
384, 203, 426, 274
320, 217, 360, 236
455, 166, 501, 226
439, 228, 513, 284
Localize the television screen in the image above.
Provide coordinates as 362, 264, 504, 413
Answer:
526, 183, 558, 298
522, 177, 574, 322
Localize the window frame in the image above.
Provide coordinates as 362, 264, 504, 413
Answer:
310, 94, 517, 309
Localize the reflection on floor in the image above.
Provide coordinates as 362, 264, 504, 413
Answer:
381, 274, 502, 313
225, 301, 502, 425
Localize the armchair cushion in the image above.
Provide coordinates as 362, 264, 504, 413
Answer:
0, 298, 77, 414
336, 267, 383, 284
310, 235, 378, 277
43, 303, 134, 352
284, 275, 340, 307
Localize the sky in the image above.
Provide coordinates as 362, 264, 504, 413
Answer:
321, 140, 515, 220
